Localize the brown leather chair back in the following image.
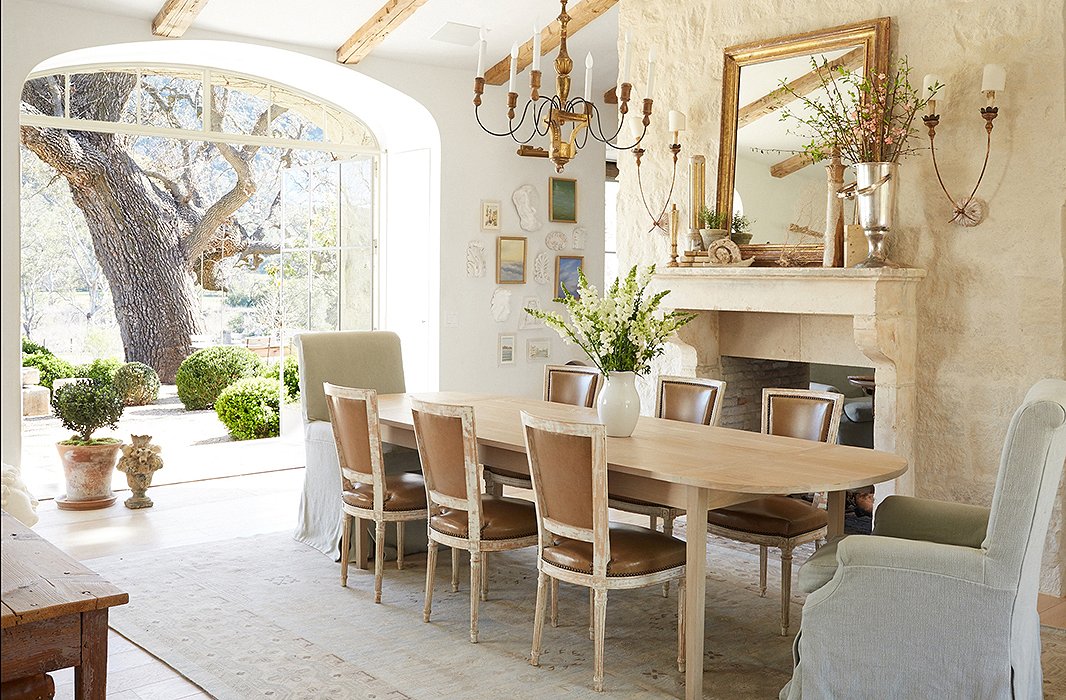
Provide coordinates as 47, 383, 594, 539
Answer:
657, 376, 727, 426
762, 388, 844, 444
544, 365, 601, 408
323, 384, 385, 504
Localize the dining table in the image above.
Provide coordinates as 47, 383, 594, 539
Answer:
376, 391, 908, 699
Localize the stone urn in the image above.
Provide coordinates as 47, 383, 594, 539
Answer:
55, 442, 121, 510
116, 435, 164, 509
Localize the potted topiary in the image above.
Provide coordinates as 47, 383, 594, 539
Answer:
51, 379, 125, 510
731, 214, 754, 245
698, 206, 729, 248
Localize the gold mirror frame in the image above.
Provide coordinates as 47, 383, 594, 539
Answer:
716, 18, 891, 262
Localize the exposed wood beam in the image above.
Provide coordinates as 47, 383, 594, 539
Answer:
484, 0, 619, 86
738, 47, 864, 128
770, 152, 815, 178
152, 0, 211, 38
337, 0, 429, 65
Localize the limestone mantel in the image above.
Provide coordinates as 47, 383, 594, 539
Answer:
649, 267, 925, 496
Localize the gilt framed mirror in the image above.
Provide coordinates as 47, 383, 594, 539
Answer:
716, 18, 890, 265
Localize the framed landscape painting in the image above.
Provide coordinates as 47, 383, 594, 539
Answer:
549, 177, 577, 223
555, 255, 584, 300
496, 236, 527, 284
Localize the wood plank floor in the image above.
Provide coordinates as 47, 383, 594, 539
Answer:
27, 468, 1066, 698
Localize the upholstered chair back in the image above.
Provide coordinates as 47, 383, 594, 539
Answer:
656, 376, 727, 426
411, 400, 483, 527
544, 365, 601, 408
323, 384, 383, 494
981, 379, 1066, 597
762, 388, 844, 444
296, 331, 406, 423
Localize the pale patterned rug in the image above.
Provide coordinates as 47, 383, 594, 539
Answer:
88, 531, 1066, 699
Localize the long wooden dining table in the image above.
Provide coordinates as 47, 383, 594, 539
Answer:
377, 392, 908, 699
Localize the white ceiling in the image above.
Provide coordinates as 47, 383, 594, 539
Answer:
42, 0, 619, 84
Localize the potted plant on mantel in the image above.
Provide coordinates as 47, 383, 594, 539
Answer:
698, 206, 729, 248
731, 214, 754, 245
525, 265, 696, 437
51, 379, 125, 510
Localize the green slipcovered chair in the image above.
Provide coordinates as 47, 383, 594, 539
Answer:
782, 379, 1066, 699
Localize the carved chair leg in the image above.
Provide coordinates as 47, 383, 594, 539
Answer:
759, 545, 768, 597
550, 577, 559, 628
531, 571, 549, 667
374, 520, 386, 604
451, 546, 460, 592
588, 587, 595, 641
397, 521, 405, 570
340, 513, 351, 587
423, 539, 438, 622
592, 588, 608, 692
780, 545, 794, 637
677, 576, 686, 673
480, 551, 489, 601
662, 510, 676, 597
469, 550, 482, 643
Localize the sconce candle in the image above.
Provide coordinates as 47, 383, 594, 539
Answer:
922, 74, 943, 113
476, 30, 487, 79
646, 47, 657, 96
668, 110, 686, 134
620, 31, 631, 86
981, 64, 1006, 93
584, 52, 594, 102
531, 24, 542, 72
507, 42, 519, 94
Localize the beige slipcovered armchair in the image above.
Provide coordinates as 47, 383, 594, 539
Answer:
293, 331, 424, 560
781, 379, 1066, 699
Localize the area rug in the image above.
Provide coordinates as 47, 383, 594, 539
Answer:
87, 532, 1066, 699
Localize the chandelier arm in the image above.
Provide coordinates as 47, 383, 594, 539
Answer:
508, 100, 541, 144
474, 104, 527, 139
581, 100, 628, 147
615, 122, 649, 151
534, 99, 554, 137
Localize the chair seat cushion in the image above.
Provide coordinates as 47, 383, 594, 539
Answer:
542, 523, 686, 577
798, 537, 842, 593
342, 472, 426, 512
430, 495, 537, 541
483, 465, 532, 484
707, 496, 827, 538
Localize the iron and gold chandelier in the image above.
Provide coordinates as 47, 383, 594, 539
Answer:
472, 0, 655, 172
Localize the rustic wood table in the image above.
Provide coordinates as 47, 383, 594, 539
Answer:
376, 392, 908, 700
1, 510, 129, 699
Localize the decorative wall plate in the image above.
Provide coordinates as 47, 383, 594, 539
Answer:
512, 184, 543, 232
532, 252, 551, 284
545, 230, 567, 251
465, 240, 485, 277
490, 288, 512, 322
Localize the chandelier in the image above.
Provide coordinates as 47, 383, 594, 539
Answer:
472, 0, 656, 172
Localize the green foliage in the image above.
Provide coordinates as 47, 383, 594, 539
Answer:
175, 346, 264, 410
215, 377, 280, 441
261, 355, 300, 403
698, 206, 728, 230
74, 357, 123, 387
112, 362, 161, 406
22, 352, 75, 390
21, 337, 52, 356
731, 214, 753, 236
51, 379, 124, 442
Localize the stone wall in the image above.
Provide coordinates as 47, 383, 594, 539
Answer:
719, 357, 810, 432
615, 0, 1066, 593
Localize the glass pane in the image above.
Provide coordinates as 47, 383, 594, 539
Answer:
280, 251, 311, 333
140, 68, 202, 131
282, 168, 311, 249
340, 158, 374, 248
211, 73, 272, 135
68, 71, 137, 122
310, 250, 339, 331
21, 76, 65, 118
308, 164, 339, 248
271, 86, 325, 142
339, 247, 373, 330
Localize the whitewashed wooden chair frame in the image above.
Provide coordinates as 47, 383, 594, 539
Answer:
323, 383, 429, 604
484, 364, 603, 494
521, 412, 686, 692
412, 399, 539, 644
706, 387, 843, 636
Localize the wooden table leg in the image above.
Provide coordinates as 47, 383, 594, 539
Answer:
354, 518, 372, 571
827, 490, 846, 540
75, 609, 108, 700
684, 487, 709, 700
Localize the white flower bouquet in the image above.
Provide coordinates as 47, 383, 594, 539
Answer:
524, 265, 695, 377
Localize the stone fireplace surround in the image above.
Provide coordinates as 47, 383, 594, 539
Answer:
647, 266, 925, 499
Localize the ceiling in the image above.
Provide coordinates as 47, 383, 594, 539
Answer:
43, 0, 620, 84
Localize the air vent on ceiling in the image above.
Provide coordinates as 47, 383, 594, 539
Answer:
430, 22, 482, 47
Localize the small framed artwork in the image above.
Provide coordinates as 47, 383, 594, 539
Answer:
526, 337, 552, 362
548, 177, 578, 223
496, 236, 527, 284
498, 334, 516, 366
481, 200, 501, 230
519, 296, 545, 330
555, 255, 584, 300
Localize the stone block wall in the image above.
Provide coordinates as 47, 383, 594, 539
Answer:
719, 357, 810, 432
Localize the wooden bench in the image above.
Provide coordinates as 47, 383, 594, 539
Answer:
1, 511, 128, 699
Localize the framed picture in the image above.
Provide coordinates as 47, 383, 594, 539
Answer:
549, 177, 578, 223
555, 255, 584, 300
496, 236, 527, 284
526, 337, 552, 362
481, 200, 501, 230
519, 296, 545, 329
498, 334, 516, 365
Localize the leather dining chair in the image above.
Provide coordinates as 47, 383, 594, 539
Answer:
483, 364, 602, 495
521, 412, 687, 692
323, 383, 429, 604
412, 399, 539, 643
706, 387, 843, 636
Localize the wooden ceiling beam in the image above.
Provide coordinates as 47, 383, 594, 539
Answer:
738, 47, 864, 128
337, 0, 429, 65
484, 0, 619, 86
152, 0, 211, 38
770, 152, 815, 178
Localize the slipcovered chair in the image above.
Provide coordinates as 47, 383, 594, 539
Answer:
781, 379, 1066, 700
293, 331, 425, 561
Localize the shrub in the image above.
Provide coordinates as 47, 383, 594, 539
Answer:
175, 346, 263, 410
262, 355, 300, 403
51, 379, 124, 443
215, 377, 280, 441
22, 352, 75, 390
113, 362, 161, 406
74, 357, 124, 387
21, 337, 52, 356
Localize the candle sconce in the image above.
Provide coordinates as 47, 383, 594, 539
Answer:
634, 115, 683, 235
922, 64, 1005, 227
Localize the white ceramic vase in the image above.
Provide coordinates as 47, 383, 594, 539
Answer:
597, 371, 640, 437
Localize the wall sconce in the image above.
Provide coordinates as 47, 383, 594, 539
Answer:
633, 109, 684, 235
921, 64, 1005, 227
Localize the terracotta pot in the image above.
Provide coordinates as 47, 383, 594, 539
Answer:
55, 442, 120, 510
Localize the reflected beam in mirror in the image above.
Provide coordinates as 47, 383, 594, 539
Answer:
770, 152, 815, 178
737, 47, 864, 129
